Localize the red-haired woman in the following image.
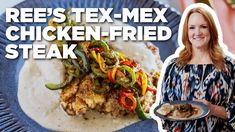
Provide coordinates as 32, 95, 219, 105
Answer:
160, 5, 235, 132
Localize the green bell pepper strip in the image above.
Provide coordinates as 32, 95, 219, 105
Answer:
116, 66, 136, 87
113, 51, 120, 66
116, 76, 131, 88
62, 60, 74, 69
90, 75, 110, 94
92, 80, 111, 94
74, 49, 89, 73
71, 59, 84, 73
45, 74, 73, 90
91, 64, 107, 78
65, 10, 70, 26
64, 9, 77, 26
113, 84, 121, 89
134, 93, 150, 120
73, 68, 80, 77
102, 51, 119, 66
80, 42, 90, 57
104, 57, 114, 65
90, 40, 109, 52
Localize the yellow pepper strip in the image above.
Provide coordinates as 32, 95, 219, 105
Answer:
136, 71, 142, 86
48, 18, 58, 28
48, 18, 54, 26
97, 53, 107, 73
116, 51, 126, 60
48, 31, 53, 36
92, 50, 107, 73
91, 50, 98, 62
48, 19, 57, 36
141, 71, 148, 96
111, 66, 117, 80
136, 70, 148, 95
155, 72, 160, 77
54, 40, 63, 45
102, 36, 108, 41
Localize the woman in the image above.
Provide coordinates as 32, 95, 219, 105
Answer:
160, 4, 235, 132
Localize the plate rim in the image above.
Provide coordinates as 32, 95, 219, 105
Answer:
154, 100, 210, 121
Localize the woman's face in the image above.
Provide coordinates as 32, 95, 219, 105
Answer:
188, 12, 211, 50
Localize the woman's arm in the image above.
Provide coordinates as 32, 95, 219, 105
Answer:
210, 103, 227, 119
194, 58, 235, 130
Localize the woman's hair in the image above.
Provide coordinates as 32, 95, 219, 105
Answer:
176, 7, 225, 70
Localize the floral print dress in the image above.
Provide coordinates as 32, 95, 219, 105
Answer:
161, 57, 235, 132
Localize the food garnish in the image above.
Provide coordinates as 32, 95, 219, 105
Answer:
45, 12, 160, 120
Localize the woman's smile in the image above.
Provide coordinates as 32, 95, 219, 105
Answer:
193, 36, 205, 41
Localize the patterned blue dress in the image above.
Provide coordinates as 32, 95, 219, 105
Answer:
161, 56, 235, 132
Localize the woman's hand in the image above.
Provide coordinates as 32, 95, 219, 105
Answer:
194, 99, 228, 120
194, 99, 214, 116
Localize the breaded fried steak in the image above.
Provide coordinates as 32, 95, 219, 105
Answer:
45, 40, 161, 120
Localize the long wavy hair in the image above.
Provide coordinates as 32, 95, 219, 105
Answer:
176, 7, 225, 71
